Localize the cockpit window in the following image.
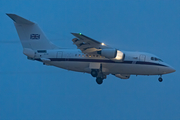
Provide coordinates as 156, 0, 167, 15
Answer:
151, 57, 163, 62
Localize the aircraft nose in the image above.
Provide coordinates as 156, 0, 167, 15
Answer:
160, 63, 176, 74
167, 66, 176, 73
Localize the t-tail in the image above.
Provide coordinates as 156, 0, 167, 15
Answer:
6, 14, 58, 51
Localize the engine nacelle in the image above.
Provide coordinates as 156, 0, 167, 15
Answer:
98, 49, 117, 58
114, 74, 130, 79
98, 49, 124, 60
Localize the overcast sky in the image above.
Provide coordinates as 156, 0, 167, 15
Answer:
0, 0, 180, 120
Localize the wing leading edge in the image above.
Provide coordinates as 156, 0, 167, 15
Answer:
71, 33, 111, 54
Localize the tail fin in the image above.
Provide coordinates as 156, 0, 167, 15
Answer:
6, 13, 58, 50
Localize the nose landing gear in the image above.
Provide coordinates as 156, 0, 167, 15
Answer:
158, 76, 163, 82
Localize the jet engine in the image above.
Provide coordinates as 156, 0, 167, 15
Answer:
97, 49, 124, 60
100, 49, 117, 58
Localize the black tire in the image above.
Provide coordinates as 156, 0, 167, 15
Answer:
96, 77, 103, 84
158, 77, 163, 82
91, 70, 98, 77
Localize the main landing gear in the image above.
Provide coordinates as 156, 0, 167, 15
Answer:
96, 77, 103, 84
158, 75, 163, 82
91, 66, 106, 85
91, 69, 99, 77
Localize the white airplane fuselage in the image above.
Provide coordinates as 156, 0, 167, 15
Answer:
7, 13, 175, 84
33, 49, 175, 76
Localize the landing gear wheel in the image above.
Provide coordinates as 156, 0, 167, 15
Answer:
96, 77, 103, 85
158, 77, 163, 82
91, 70, 98, 77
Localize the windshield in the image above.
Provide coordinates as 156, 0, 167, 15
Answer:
151, 57, 163, 62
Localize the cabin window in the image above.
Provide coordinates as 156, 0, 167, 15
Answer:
79, 54, 81, 57
96, 55, 99, 57
86, 55, 88, 57
82, 55, 84, 57
93, 55, 95, 57
75, 54, 77, 57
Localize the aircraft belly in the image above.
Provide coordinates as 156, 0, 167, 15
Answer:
104, 63, 161, 75
50, 61, 89, 72
49, 61, 164, 75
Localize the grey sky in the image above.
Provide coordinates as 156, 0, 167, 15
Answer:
0, 0, 179, 119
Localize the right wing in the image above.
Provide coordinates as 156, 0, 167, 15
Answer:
71, 33, 111, 54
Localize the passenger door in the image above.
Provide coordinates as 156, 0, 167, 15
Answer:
139, 55, 146, 61
56, 51, 63, 58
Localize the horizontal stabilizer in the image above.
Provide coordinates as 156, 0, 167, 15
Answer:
6, 13, 34, 25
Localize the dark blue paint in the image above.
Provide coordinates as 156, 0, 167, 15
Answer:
35, 58, 168, 67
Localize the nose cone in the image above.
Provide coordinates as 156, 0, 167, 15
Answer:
160, 63, 176, 74
167, 66, 176, 73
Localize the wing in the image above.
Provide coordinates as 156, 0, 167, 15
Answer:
71, 33, 111, 54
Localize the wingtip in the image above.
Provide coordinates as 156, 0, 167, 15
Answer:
71, 33, 83, 35
6, 13, 14, 16
6, 13, 11, 16
71, 33, 78, 35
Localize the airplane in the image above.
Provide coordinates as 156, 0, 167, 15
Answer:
6, 13, 176, 85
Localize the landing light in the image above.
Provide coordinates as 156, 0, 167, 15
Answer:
79, 33, 82, 35
101, 43, 105, 46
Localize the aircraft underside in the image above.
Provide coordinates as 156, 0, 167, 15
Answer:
40, 59, 171, 84
48, 61, 165, 75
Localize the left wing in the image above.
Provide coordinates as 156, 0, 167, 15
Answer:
71, 33, 111, 54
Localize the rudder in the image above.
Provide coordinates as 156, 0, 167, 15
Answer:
7, 14, 58, 50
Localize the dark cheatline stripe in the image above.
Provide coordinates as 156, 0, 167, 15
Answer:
35, 58, 168, 67
136, 61, 166, 67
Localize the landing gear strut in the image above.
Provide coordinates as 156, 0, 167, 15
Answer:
92, 64, 106, 85
158, 76, 163, 82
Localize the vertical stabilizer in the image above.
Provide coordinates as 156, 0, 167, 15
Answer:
6, 14, 58, 50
